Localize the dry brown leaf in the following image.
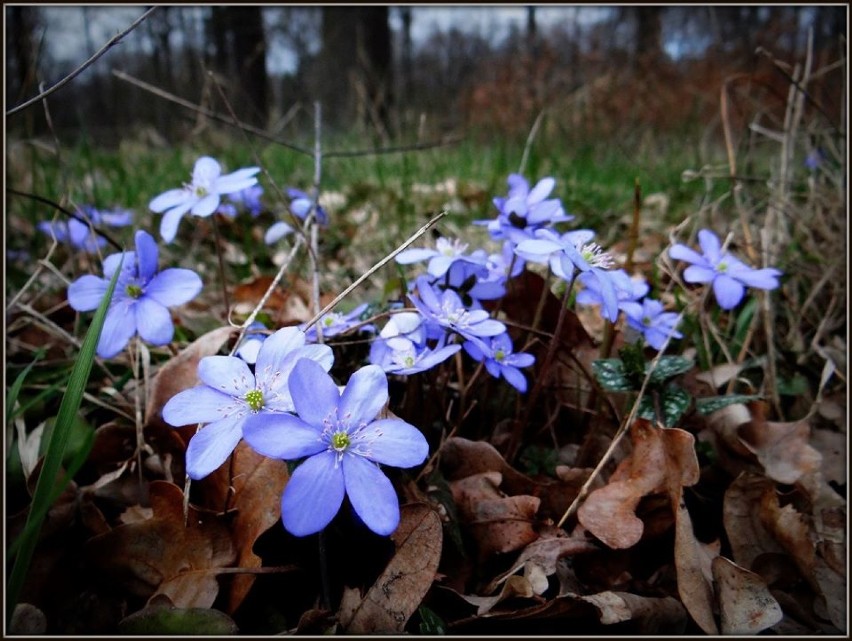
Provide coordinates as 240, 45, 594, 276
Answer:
458, 575, 537, 616
221, 442, 290, 615
736, 402, 822, 485
810, 428, 846, 486
723, 472, 787, 570
759, 490, 816, 586
486, 532, 599, 594
673, 490, 719, 635
449, 472, 540, 558
84, 481, 235, 607
712, 555, 783, 634
341, 504, 442, 634
580, 591, 689, 633
577, 420, 699, 549
144, 325, 235, 429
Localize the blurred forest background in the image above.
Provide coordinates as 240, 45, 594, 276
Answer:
5, 5, 846, 150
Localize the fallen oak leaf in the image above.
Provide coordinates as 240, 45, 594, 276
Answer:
712, 556, 783, 634
723, 472, 787, 570
83, 481, 235, 607
457, 575, 538, 616
340, 503, 442, 634
579, 591, 689, 634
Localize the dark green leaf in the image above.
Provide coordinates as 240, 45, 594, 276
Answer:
592, 359, 634, 391
418, 605, 447, 635
695, 394, 763, 415
637, 387, 692, 427
118, 605, 239, 635
6, 350, 45, 425
647, 355, 694, 385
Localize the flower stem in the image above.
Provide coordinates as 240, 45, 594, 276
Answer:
318, 529, 332, 611
209, 213, 231, 322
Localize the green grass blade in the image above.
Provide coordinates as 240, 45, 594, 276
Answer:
6, 256, 122, 617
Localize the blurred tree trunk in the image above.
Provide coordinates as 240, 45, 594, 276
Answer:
7, 7, 39, 105
230, 7, 268, 124
319, 7, 392, 136
634, 6, 663, 66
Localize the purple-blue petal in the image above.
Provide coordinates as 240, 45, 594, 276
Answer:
67, 275, 109, 312
395, 247, 438, 264
145, 268, 203, 307
282, 451, 345, 536
287, 358, 340, 426
339, 365, 388, 426
134, 230, 159, 282
198, 356, 255, 396
159, 204, 192, 243
697, 229, 722, 263
668, 243, 707, 266
682, 265, 717, 283
342, 455, 400, 536
134, 297, 174, 345
500, 365, 529, 392
361, 418, 428, 468
242, 412, 325, 459
713, 274, 746, 309
185, 415, 244, 480
162, 386, 236, 426
97, 302, 137, 358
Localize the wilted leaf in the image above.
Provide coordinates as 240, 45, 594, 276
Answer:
673, 490, 718, 635
449, 472, 540, 558
341, 504, 442, 634
577, 420, 699, 549
84, 481, 235, 607
736, 402, 822, 485
695, 361, 747, 388
712, 556, 783, 634
221, 443, 290, 614
580, 591, 688, 633
723, 473, 787, 570
9, 603, 47, 635
144, 325, 235, 428
458, 574, 537, 615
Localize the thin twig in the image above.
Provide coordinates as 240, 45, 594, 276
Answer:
303, 211, 449, 331
7, 8, 157, 117
518, 109, 546, 175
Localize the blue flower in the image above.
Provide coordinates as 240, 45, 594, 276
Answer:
235, 321, 268, 364
621, 298, 683, 351
669, 229, 782, 310
288, 188, 328, 225
409, 275, 506, 341
369, 335, 461, 375
575, 269, 648, 313
477, 174, 572, 243
218, 185, 265, 218
149, 156, 260, 243
242, 359, 429, 536
39, 205, 133, 252
67, 230, 202, 358
301, 303, 375, 342
162, 327, 333, 480
463, 332, 535, 392
515, 228, 621, 322
396, 236, 486, 279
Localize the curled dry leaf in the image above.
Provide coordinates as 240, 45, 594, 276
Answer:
736, 401, 822, 486
84, 481, 235, 608
723, 472, 787, 570
712, 555, 783, 634
341, 504, 442, 634
449, 472, 540, 558
577, 420, 699, 549
459, 574, 537, 616
580, 591, 688, 634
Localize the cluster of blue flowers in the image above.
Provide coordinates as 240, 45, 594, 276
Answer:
61, 155, 783, 540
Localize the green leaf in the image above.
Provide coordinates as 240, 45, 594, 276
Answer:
418, 605, 447, 635
6, 254, 122, 617
647, 355, 694, 385
695, 394, 763, 415
118, 605, 239, 635
38, 414, 94, 471
592, 359, 634, 391
637, 387, 692, 427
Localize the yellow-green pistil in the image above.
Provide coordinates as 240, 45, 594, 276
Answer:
126, 283, 143, 299
331, 432, 350, 451
717, 260, 728, 273
244, 389, 264, 412
494, 348, 506, 362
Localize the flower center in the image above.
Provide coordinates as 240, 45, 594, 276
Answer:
579, 242, 614, 269
642, 316, 652, 326
508, 212, 527, 229
125, 283, 143, 299
194, 184, 209, 198
717, 260, 728, 273
436, 237, 468, 257
244, 389, 264, 412
494, 348, 506, 362
331, 431, 350, 451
